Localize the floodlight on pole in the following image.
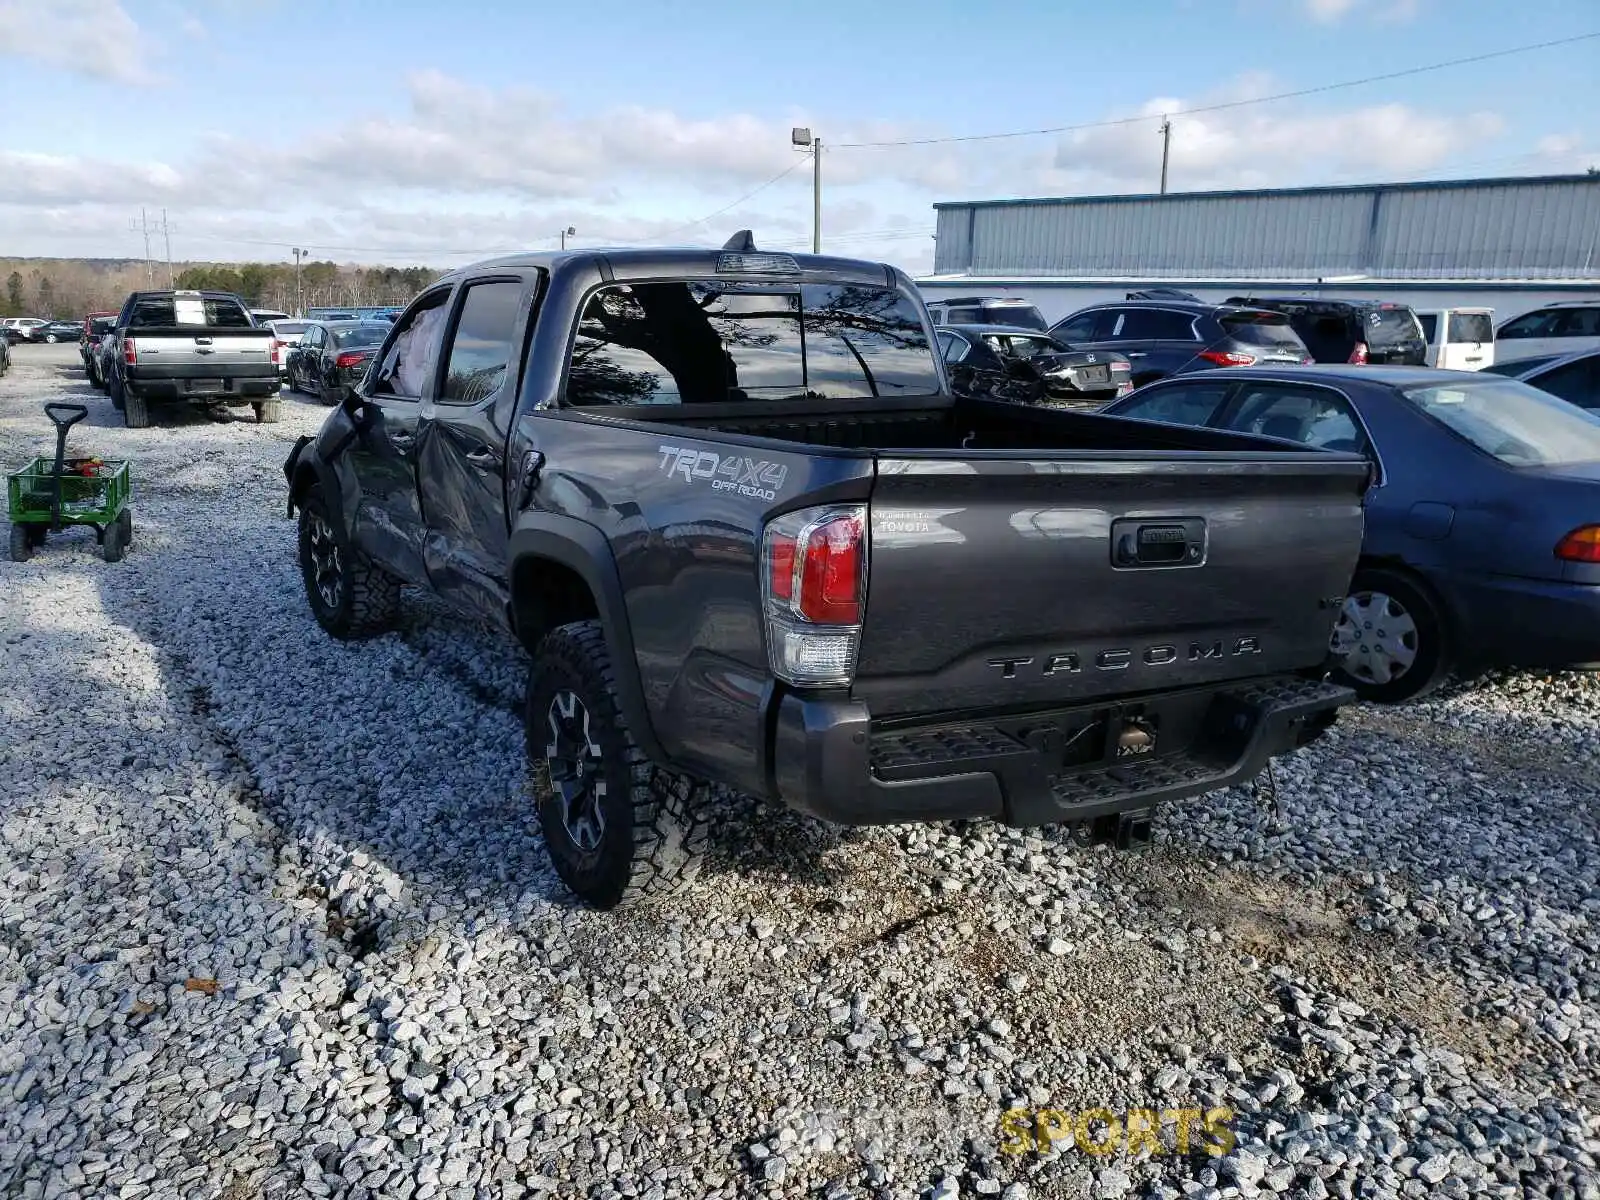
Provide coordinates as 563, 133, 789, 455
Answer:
791, 127, 820, 253
560, 226, 576, 250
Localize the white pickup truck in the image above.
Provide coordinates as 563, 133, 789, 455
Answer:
105, 290, 282, 428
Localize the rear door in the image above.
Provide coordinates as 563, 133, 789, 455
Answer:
415, 272, 540, 625
1439, 310, 1494, 370
1361, 306, 1427, 366
854, 442, 1368, 716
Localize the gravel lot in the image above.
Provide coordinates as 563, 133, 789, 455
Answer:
1, 342, 1596, 1200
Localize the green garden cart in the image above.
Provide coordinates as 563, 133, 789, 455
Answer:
6, 403, 132, 563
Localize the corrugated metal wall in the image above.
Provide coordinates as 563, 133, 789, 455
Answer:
933, 175, 1600, 281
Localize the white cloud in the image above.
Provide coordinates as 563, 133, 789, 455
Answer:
1299, 0, 1419, 22
0, 0, 157, 84
0, 68, 1538, 283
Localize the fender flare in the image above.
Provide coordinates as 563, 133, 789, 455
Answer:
508, 514, 667, 763
283, 437, 354, 550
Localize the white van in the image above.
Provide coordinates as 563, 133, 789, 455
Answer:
1416, 308, 1494, 370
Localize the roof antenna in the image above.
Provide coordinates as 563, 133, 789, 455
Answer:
722, 229, 757, 252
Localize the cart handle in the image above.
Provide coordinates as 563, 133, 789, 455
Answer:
44, 403, 89, 431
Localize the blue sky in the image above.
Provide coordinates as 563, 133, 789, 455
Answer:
1, 0, 1596, 274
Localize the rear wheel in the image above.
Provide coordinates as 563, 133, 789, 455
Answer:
297, 489, 400, 638
44, 334, 58, 344
122, 388, 150, 428
254, 398, 282, 424
1331, 567, 1448, 703
9, 524, 32, 562
527, 620, 709, 909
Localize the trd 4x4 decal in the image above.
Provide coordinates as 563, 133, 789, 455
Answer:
657, 445, 789, 502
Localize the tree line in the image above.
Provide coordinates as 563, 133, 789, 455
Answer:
0, 258, 441, 319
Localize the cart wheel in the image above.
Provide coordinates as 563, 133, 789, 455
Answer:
117, 508, 133, 548
254, 398, 283, 424
102, 517, 127, 563
8, 524, 32, 563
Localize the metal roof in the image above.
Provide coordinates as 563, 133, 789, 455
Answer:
933, 174, 1600, 283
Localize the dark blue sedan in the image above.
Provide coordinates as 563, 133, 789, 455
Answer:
1102, 365, 1600, 702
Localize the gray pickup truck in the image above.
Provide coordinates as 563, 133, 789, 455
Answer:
284, 235, 1369, 909
105, 289, 281, 428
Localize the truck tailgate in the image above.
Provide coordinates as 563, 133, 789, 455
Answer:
127, 329, 275, 369
854, 452, 1367, 717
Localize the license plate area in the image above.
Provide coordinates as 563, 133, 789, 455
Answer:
186, 378, 225, 394
1077, 364, 1109, 386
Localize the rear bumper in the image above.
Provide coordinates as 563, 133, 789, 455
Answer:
125, 367, 280, 402
1448, 573, 1600, 668
772, 674, 1352, 828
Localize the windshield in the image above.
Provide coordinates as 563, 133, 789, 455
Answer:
1403, 378, 1600, 466
1363, 307, 1423, 348
1221, 313, 1307, 350
566, 281, 939, 405
334, 324, 389, 347
986, 306, 1046, 331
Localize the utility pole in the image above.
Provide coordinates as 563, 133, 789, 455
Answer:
292, 248, 307, 316
1158, 118, 1172, 195
161, 209, 173, 288
132, 209, 154, 284
559, 225, 575, 250
791, 128, 822, 252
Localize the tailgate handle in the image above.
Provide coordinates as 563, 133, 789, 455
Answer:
195, 336, 214, 345
1111, 518, 1206, 569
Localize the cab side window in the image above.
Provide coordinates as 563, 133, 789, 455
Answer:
439, 281, 524, 406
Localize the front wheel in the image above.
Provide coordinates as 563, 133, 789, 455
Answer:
9, 524, 32, 562
1331, 567, 1449, 703
526, 620, 709, 910
44, 334, 58, 344
296, 490, 400, 639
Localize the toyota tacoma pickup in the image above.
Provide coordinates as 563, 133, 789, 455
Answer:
106, 289, 281, 428
282, 236, 1369, 909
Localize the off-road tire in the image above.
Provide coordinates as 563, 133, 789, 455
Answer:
297, 489, 400, 639
1332, 565, 1449, 704
526, 619, 709, 909
254, 397, 282, 424
8, 524, 31, 562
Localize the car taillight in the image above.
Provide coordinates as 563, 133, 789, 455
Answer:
1555, 525, 1600, 563
1197, 349, 1256, 367
123, 338, 137, 365
1348, 342, 1369, 365
335, 351, 366, 370
761, 505, 867, 686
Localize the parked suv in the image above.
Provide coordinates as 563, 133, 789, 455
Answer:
1416, 308, 1494, 370
926, 296, 1048, 331
1496, 301, 1600, 364
1048, 300, 1312, 387
1223, 298, 1427, 366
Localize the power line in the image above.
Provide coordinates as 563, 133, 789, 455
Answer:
644, 158, 810, 242
834, 31, 1600, 149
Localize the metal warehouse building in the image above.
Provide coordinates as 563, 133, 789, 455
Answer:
919, 173, 1600, 325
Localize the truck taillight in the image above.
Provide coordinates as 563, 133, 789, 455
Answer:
1197, 349, 1256, 367
123, 338, 137, 365
268, 338, 280, 365
761, 505, 867, 686
1555, 525, 1600, 563
1348, 342, 1369, 364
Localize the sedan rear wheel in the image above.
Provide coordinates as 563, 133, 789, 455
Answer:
1331, 567, 1448, 703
